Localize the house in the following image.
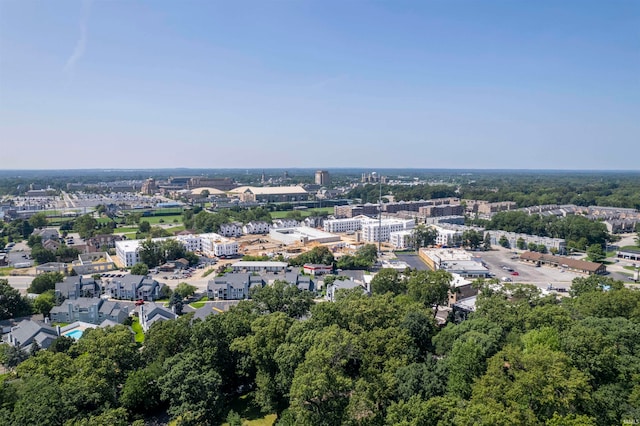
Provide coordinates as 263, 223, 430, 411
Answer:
5, 320, 59, 351
33, 228, 59, 241
325, 279, 367, 302
85, 234, 123, 252
50, 298, 129, 325
207, 273, 264, 300
243, 221, 271, 234
283, 272, 316, 292
42, 239, 61, 251
106, 275, 163, 301
55, 276, 101, 300
447, 273, 478, 307
139, 303, 177, 332
219, 222, 244, 237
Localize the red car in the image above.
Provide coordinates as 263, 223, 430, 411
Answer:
511, 271, 519, 276
135, 299, 145, 306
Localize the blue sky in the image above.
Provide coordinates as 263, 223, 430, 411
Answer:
1, 0, 638, 170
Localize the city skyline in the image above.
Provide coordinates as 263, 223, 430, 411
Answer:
1, 1, 638, 170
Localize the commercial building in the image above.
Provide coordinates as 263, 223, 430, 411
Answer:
269, 226, 340, 245
334, 204, 379, 218
229, 186, 308, 203
519, 252, 606, 275
419, 248, 490, 278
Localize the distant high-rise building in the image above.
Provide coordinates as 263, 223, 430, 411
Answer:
315, 170, 331, 186
141, 178, 157, 195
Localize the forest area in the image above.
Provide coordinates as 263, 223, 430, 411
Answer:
1, 273, 639, 426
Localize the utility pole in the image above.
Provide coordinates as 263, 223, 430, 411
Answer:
378, 176, 382, 254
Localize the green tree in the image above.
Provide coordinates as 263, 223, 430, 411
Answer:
74, 214, 98, 239
407, 270, 452, 317
30, 244, 57, 264
498, 235, 510, 248
28, 212, 48, 229
33, 291, 55, 317
0, 279, 32, 319
528, 242, 538, 251
138, 239, 163, 268
462, 230, 483, 250
516, 237, 526, 250
537, 244, 548, 254
27, 272, 63, 294
138, 220, 151, 233
250, 280, 313, 318
120, 363, 163, 415
160, 352, 224, 425
174, 282, 196, 300
130, 262, 149, 276
413, 224, 439, 248
586, 244, 605, 262
371, 268, 405, 296
483, 233, 492, 251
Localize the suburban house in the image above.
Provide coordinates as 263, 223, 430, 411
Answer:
325, 279, 367, 302
139, 303, 177, 332
219, 222, 244, 237
33, 228, 60, 242
42, 239, 61, 252
55, 276, 101, 300
243, 221, 271, 234
50, 298, 129, 325
5, 320, 59, 351
447, 273, 478, 307
207, 273, 264, 300
282, 272, 316, 292
106, 275, 163, 301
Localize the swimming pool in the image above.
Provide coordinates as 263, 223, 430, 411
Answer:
64, 329, 84, 340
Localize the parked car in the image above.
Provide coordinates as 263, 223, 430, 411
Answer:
511, 271, 519, 276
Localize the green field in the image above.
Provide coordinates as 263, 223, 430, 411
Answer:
0, 267, 15, 276
143, 214, 183, 225
221, 393, 276, 426
113, 227, 139, 234
190, 296, 209, 309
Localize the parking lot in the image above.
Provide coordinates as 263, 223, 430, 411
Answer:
393, 247, 581, 292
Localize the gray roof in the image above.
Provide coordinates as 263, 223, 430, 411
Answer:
191, 305, 220, 322
331, 279, 362, 291
9, 320, 57, 348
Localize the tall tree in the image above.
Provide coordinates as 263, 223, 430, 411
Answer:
407, 270, 453, 317
0, 279, 32, 319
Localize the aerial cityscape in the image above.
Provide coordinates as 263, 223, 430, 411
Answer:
1, 1, 639, 426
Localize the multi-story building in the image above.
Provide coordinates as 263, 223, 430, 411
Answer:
334, 203, 379, 218
315, 170, 331, 186
141, 178, 157, 195
272, 219, 299, 229
50, 298, 129, 325
361, 218, 415, 243
207, 273, 265, 300
55, 276, 101, 300
390, 230, 414, 249
116, 234, 239, 266
200, 233, 239, 257
323, 216, 369, 233
219, 222, 244, 237
243, 221, 271, 234
419, 204, 465, 217
106, 275, 163, 301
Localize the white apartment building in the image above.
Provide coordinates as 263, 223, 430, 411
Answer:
176, 234, 203, 252
272, 219, 299, 229
323, 215, 369, 233
243, 221, 271, 234
200, 234, 239, 257
362, 219, 415, 243
432, 226, 462, 247
116, 233, 238, 267
219, 222, 244, 238
390, 230, 414, 249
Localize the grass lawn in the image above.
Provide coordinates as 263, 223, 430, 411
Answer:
131, 317, 145, 343
144, 215, 183, 225
166, 225, 186, 234
619, 245, 640, 252
190, 296, 209, 309
114, 226, 139, 234
202, 268, 216, 277
123, 233, 138, 240
0, 267, 15, 276
96, 217, 115, 224
222, 393, 276, 426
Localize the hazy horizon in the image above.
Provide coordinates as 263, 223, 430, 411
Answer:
1, 1, 638, 170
